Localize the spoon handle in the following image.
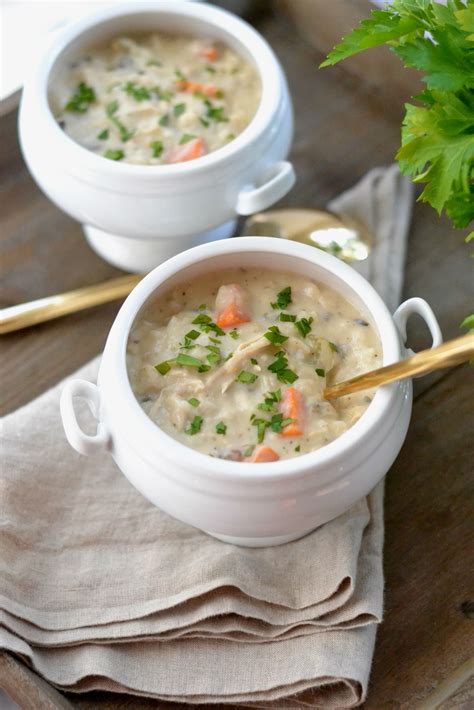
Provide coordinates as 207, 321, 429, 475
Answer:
0, 274, 142, 335
324, 333, 474, 399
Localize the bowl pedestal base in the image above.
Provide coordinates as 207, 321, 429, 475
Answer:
205, 528, 315, 547
83, 219, 237, 272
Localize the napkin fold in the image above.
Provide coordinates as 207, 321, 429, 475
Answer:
0, 165, 413, 706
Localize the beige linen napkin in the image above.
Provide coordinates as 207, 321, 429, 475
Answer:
0, 165, 412, 706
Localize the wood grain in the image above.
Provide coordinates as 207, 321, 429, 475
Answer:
1, 2, 473, 709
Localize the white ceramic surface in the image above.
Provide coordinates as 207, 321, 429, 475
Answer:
19, 1, 295, 271
60, 237, 443, 547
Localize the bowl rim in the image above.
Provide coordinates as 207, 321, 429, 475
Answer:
99, 236, 403, 480
28, 0, 282, 178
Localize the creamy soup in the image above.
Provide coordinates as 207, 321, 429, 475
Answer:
52, 33, 261, 164
127, 269, 382, 462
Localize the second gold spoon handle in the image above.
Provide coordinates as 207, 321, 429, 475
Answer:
0, 274, 142, 335
324, 333, 474, 399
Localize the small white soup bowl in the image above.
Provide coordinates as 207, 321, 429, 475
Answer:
60, 237, 442, 547
19, 1, 295, 272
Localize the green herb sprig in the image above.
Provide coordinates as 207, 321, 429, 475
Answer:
320, 0, 474, 326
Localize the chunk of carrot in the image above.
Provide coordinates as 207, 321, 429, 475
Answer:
215, 284, 251, 329
168, 137, 206, 163
176, 80, 217, 98
249, 445, 280, 463
280, 387, 305, 437
201, 47, 218, 61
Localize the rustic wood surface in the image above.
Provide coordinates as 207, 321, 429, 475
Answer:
1, 3, 473, 709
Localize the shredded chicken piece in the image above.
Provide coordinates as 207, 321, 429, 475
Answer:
206, 334, 270, 393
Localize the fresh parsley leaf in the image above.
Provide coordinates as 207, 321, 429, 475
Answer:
155, 360, 171, 375
228, 329, 239, 340
236, 371, 258, 384
97, 129, 109, 140
328, 341, 339, 352
173, 103, 186, 117
104, 149, 124, 161
251, 417, 267, 443
185, 329, 201, 341
320, 0, 474, 235
267, 353, 298, 384
279, 312, 296, 322
179, 133, 196, 144
271, 286, 292, 310
315, 368, 326, 377
150, 140, 164, 158
64, 83, 96, 113
105, 101, 134, 142
188, 398, 200, 407
185, 415, 203, 435
264, 325, 288, 345
216, 421, 227, 435
295, 445, 301, 453
159, 114, 170, 126
175, 354, 203, 368
294, 317, 313, 338
123, 81, 151, 101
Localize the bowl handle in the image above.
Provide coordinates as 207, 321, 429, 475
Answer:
236, 161, 296, 216
60, 379, 110, 456
393, 297, 443, 365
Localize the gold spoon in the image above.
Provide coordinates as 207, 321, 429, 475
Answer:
243, 208, 372, 262
0, 208, 369, 335
0, 274, 142, 335
324, 333, 474, 399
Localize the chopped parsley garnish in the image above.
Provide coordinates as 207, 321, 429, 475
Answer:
294, 317, 313, 338
97, 129, 109, 140
155, 360, 171, 375
226, 133, 236, 141
159, 114, 170, 126
198, 364, 211, 373
215, 89, 225, 99
279, 312, 296, 322
207, 352, 221, 365
104, 149, 125, 161
185, 415, 202, 435
269, 413, 295, 433
198, 303, 207, 311
200, 117, 210, 127
173, 103, 186, 117
267, 352, 298, 385
208, 336, 220, 344
295, 445, 301, 453
185, 329, 201, 341
105, 100, 134, 142
123, 81, 151, 101
151, 140, 164, 158
257, 389, 282, 412
205, 65, 216, 74
244, 445, 254, 457
179, 133, 196, 144
250, 358, 258, 365
328, 341, 339, 352
154, 87, 173, 101
192, 313, 225, 337
251, 417, 267, 443
146, 59, 162, 67
228, 329, 239, 340
216, 421, 227, 435
264, 325, 288, 345
188, 398, 200, 407
175, 68, 187, 81
64, 82, 96, 113
203, 99, 228, 123
236, 371, 258, 384
315, 368, 326, 377
175, 354, 203, 368
271, 286, 292, 310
